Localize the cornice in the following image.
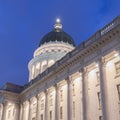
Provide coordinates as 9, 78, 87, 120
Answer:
20, 16, 120, 97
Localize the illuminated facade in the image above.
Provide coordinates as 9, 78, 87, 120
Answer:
0, 16, 120, 120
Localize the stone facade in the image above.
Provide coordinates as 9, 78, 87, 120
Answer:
0, 16, 120, 120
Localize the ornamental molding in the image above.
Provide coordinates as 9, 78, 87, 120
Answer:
21, 17, 120, 98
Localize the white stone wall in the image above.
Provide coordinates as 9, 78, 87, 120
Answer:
105, 53, 120, 120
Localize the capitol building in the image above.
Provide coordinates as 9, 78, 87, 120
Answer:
0, 16, 120, 120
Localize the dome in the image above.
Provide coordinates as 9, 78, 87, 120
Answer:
28, 19, 75, 81
39, 18, 75, 47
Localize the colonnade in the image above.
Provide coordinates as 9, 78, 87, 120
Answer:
20, 58, 108, 120
1, 53, 120, 120
0, 102, 20, 120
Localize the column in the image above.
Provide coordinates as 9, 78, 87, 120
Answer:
2, 102, 7, 120
98, 58, 108, 120
45, 90, 48, 120
55, 84, 58, 120
28, 100, 31, 120
66, 77, 72, 120
22, 103, 25, 120
23, 101, 29, 120
81, 68, 88, 120
36, 95, 40, 120
0, 104, 3, 120
20, 104, 23, 120
14, 103, 20, 120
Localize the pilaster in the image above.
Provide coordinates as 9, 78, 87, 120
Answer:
45, 89, 48, 120
98, 58, 108, 120
54, 84, 58, 120
19, 104, 23, 120
81, 68, 89, 120
2, 102, 7, 120
66, 77, 72, 120
0, 103, 4, 120
36, 94, 41, 120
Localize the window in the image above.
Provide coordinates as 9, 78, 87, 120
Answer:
49, 95, 53, 106
32, 117, 36, 120
36, 62, 40, 75
32, 66, 35, 78
97, 92, 101, 109
60, 106, 63, 119
99, 116, 103, 120
115, 61, 120, 74
13, 109, 16, 116
41, 100, 44, 110
60, 90, 63, 101
33, 103, 37, 113
73, 101, 75, 118
41, 61, 47, 72
117, 84, 120, 101
50, 111, 52, 120
96, 71, 100, 85
8, 110, 11, 118
41, 114, 43, 120
72, 83, 75, 96
36, 62, 40, 69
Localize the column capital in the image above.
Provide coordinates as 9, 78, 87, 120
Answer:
97, 57, 106, 68
43, 89, 49, 97
54, 83, 58, 88
98, 57, 108, 120
0, 103, 3, 109
36, 94, 41, 100
23, 100, 29, 107
65, 76, 72, 85
79, 67, 88, 77
65, 76, 69, 81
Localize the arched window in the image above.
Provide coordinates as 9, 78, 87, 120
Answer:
31, 65, 35, 79
48, 60, 55, 67
36, 62, 40, 76
41, 61, 47, 72
36, 62, 40, 70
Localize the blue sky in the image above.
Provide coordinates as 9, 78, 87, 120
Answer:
0, 0, 120, 87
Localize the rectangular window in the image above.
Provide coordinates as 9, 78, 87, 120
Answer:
72, 83, 75, 96
41, 100, 44, 110
49, 95, 53, 106
42, 64, 47, 72
117, 84, 120, 101
96, 71, 100, 85
33, 103, 37, 113
8, 110, 11, 118
97, 92, 101, 109
99, 116, 103, 120
32, 117, 36, 120
60, 106, 63, 119
41, 114, 43, 120
115, 61, 120, 74
50, 111, 52, 120
73, 101, 75, 118
60, 90, 63, 101
13, 109, 16, 116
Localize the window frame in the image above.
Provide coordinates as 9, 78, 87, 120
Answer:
115, 61, 120, 75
